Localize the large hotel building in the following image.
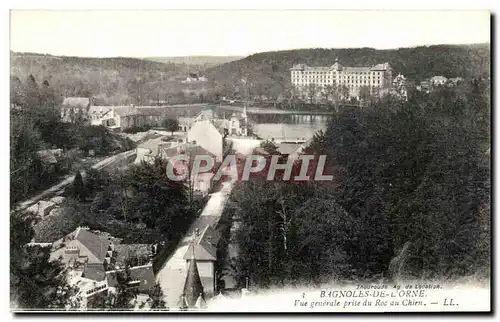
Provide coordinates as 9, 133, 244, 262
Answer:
290, 59, 394, 100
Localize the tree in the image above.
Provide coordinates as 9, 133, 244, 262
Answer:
11, 76, 23, 107
114, 266, 137, 310
232, 181, 355, 287
149, 283, 168, 310
162, 118, 179, 135
259, 140, 279, 155
23, 74, 40, 109
359, 85, 373, 105
10, 211, 77, 310
306, 83, 317, 104
324, 84, 339, 107
78, 125, 116, 155
72, 170, 87, 201
339, 84, 350, 102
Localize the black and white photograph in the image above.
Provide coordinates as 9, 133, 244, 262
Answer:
8, 8, 491, 313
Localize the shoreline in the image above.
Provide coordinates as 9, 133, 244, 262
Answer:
138, 103, 333, 116
216, 104, 334, 115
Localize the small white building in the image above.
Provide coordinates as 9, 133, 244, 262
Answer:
430, 76, 448, 87
392, 73, 408, 101
187, 120, 224, 162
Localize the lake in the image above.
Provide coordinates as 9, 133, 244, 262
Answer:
248, 113, 329, 141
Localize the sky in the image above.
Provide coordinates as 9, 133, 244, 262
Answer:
9, 10, 491, 58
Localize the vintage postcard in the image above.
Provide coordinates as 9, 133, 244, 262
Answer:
9, 9, 491, 313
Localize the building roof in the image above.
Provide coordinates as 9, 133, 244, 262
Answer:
291, 61, 392, 72
62, 97, 91, 108
26, 200, 57, 218
74, 228, 113, 264
105, 264, 155, 292
183, 225, 220, 261
161, 143, 216, 160
49, 196, 66, 205
343, 66, 372, 73
431, 75, 448, 81
138, 137, 175, 158
330, 61, 343, 71
89, 106, 113, 117
36, 150, 58, 164
194, 109, 215, 121
183, 255, 205, 307
114, 244, 152, 268
370, 63, 391, 71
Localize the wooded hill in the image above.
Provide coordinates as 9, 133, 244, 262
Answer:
144, 55, 243, 69
203, 44, 491, 98
10, 44, 490, 105
10, 52, 196, 105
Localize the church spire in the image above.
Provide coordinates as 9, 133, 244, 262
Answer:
183, 243, 205, 308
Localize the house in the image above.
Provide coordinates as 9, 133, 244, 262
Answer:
194, 109, 215, 122
178, 109, 214, 132
392, 73, 408, 101
26, 200, 57, 218
417, 80, 431, 93
178, 107, 249, 138
112, 106, 145, 130
135, 137, 175, 164
88, 106, 117, 128
74, 263, 155, 308
135, 137, 217, 196
49, 227, 153, 291
105, 263, 155, 294
183, 225, 221, 298
49, 227, 115, 281
49, 196, 66, 205
182, 73, 208, 84
221, 112, 248, 136
430, 76, 448, 87
61, 97, 92, 123
290, 59, 394, 100
187, 120, 224, 162
179, 117, 195, 132
136, 107, 169, 126
447, 77, 464, 86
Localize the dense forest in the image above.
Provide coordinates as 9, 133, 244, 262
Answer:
10, 52, 210, 106
144, 55, 243, 69
204, 44, 491, 99
228, 77, 490, 288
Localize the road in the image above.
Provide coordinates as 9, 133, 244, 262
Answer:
156, 180, 235, 309
15, 149, 136, 211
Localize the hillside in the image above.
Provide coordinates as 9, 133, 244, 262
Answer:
10, 44, 490, 105
10, 52, 206, 105
203, 44, 491, 98
144, 56, 244, 69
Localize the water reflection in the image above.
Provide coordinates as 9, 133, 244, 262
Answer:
249, 113, 329, 141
